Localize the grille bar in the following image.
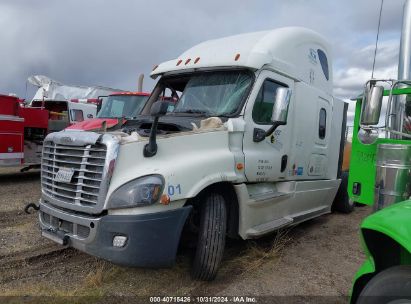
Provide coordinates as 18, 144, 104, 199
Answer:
41, 168, 103, 183
43, 144, 106, 152
42, 180, 99, 197
42, 163, 104, 174
44, 152, 106, 160
42, 157, 105, 167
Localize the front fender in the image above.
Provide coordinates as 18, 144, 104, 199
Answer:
350, 200, 411, 303
350, 257, 375, 303
361, 200, 411, 254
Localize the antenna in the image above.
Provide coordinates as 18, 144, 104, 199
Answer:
371, 0, 384, 79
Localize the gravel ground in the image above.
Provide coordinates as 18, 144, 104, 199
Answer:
0, 167, 370, 303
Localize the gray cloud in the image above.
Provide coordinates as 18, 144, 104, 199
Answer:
0, 0, 406, 106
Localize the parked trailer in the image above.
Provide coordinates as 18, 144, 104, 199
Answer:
38, 27, 350, 280
349, 1, 411, 303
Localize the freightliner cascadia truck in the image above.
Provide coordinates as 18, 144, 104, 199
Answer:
349, 1, 411, 303
38, 27, 350, 280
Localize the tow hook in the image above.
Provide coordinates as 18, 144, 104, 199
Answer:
20, 164, 41, 172
42, 228, 69, 246
24, 203, 40, 214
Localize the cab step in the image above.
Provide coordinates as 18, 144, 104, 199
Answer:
245, 216, 293, 238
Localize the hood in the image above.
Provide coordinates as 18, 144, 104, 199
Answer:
66, 118, 124, 131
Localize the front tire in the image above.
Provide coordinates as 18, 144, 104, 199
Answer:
191, 193, 227, 281
332, 171, 354, 213
357, 265, 411, 304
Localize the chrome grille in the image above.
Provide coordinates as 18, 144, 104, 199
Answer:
41, 141, 107, 207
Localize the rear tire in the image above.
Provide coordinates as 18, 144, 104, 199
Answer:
332, 171, 354, 213
191, 193, 227, 281
357, 265, 411, 304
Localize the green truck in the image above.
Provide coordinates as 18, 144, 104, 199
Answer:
349, 82, 411, 303
349, 1, 411, 303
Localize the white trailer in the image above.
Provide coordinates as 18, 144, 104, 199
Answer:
38, 27, 350, 280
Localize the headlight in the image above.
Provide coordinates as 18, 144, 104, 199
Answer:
107, 175, 164, 208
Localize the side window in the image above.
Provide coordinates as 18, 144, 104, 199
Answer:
317, 49, 329, 81
70, 109, 84, 122
252, 79, 286, 124
319, 108, 327, 139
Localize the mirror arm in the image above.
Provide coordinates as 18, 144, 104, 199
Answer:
253, 121, 285, 143
143, 116, 160, 157
143, 101, 169, 158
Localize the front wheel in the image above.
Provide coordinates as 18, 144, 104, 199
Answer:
357, 265, 411, 304
191, 193, 227, 281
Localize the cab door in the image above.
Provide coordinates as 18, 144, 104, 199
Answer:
306, 96, 331, 177
242, 70, 294, 182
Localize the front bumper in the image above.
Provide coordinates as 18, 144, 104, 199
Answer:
39, 201, 192, 267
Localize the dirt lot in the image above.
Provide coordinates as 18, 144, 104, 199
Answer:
0, 167, 370, 303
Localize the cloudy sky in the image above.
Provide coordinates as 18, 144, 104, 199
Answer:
0, 0, 406, 123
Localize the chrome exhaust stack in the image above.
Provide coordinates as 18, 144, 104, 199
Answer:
392, 0, 411, 134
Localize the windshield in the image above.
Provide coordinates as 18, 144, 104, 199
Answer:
97, 95, 148, 118
172, 71, 253, 116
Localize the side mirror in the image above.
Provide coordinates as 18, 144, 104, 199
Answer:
150, 101, 169, 117
271, 87, 292, 124
361, 85, 384, 125
253, 87, 292, 143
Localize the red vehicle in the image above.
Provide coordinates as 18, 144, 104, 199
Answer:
66, 92, 150, 131
0, 94, 101, 170
0, 94, 46, 168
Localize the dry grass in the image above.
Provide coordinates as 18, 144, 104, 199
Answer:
1, 229, 291, 299
84, 260, 108, 288
222, 229, 291, 276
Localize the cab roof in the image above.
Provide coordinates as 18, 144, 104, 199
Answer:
151, 27, 333, 94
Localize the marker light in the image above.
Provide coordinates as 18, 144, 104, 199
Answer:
234, 53, 241, 61
194, 57, 200, 64
113, 235, 127, 247
176, 59, 182, 66
160, 194, 171, 205
152, 64, 159, 71
236, 163, 244, 170
185, 58, 191, 65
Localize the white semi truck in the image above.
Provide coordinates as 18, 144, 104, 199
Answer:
38, 27, 350, 280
